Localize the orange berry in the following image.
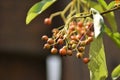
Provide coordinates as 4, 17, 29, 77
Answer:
78, 46, 85, 52
76, 34, 82, 40
87, 31, 94, 37
77, 21, 83, 28
47, 38, 54, 44
83, 58, 90, 64
70, 35, 77, 40
76, 26, 82, 33
69, 25, 75, 31
85, 37, 93, 45
59, 48, 67, 56
51, 48, 58, 54
57, 38, 64, 45
41, 35, 48, 41
44, 43, 50, 49
44, 18, 52, 25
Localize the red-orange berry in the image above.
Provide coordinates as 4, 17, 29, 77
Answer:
85, 37, 93, 45
47, 38, 54, 44
69, 25, 75, 31
59, 48, 67, 56
76, 26, 82, 33
83, 58, 90, 64
70, 35, 77, 40
78, 46, 85, 52
51, 47, 58, 54
77, 21, 83, 28
41, 35, 48, 41
86, 22, 92, 27
43, 43, 50, 49
57, 38, 64, 45
76, 34, 82, 40
44, 18, 52, 25
87, 31, 94, 37
88, 37, 93, 42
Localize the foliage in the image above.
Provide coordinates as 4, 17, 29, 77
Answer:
112, 65, 120, 80
26, 0, 120, 80
26, 0, 56, 24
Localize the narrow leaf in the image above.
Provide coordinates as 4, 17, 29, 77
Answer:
89, 1, 103, 12
97, 0, 108, 9
26, 0, 56, 24
107, 1, 115, 10
104, 26, 120, 48
88, 38, 108, 80
112, 65, 120, 80
104, 12, 117, 32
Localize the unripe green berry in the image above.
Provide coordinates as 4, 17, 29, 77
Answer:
76, 52, 83, 58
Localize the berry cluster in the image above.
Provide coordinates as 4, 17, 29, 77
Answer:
42, 18, 94, 64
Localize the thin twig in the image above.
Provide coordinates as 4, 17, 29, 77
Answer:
74, 5, 120, 19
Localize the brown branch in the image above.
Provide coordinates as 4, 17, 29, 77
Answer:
101, 5, 120, 15
74, 5, 120, 19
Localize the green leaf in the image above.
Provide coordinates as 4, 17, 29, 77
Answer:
112, 65, 120, 80
89, 1, 103, 12
104, 26, 120, 48
97, 0, 108, 9
26, 0, 56, 24
107, 1, 115, 10
88, 38, 108, 80
104, 12, 117, 32
96, 0, 117, 32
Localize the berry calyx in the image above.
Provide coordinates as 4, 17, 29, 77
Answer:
44, 18, 52, 25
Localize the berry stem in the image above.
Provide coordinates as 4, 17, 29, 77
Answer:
50, 11, 62, 20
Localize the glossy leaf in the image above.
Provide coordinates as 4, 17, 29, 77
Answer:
26, 0, 56, 24
88, 38, 108, 80
112, 65, 120, 80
